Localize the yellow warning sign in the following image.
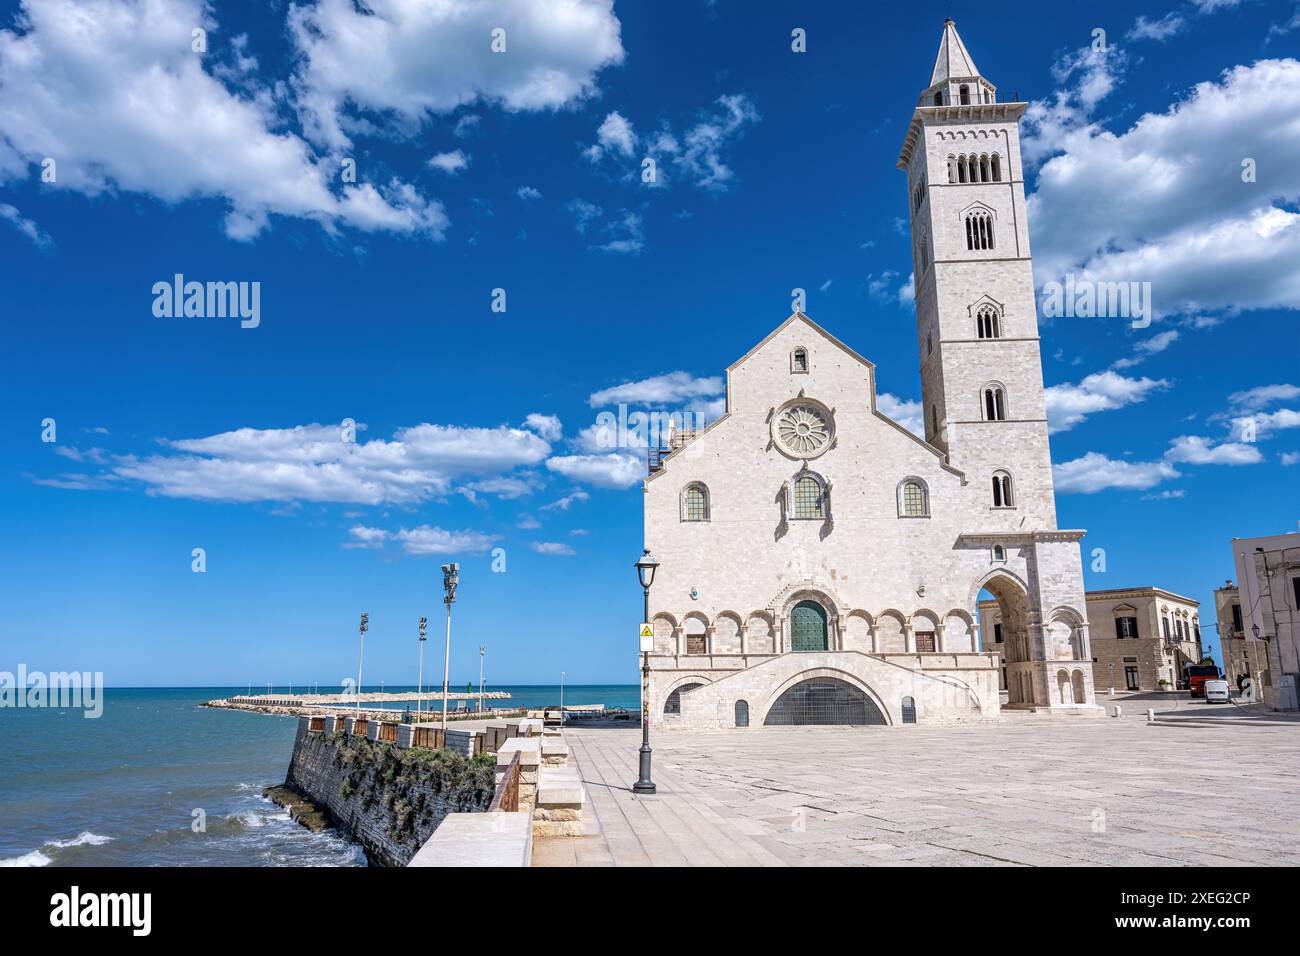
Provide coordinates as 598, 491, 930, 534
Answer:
638, 623, 654, 653
639, 624, 653, 639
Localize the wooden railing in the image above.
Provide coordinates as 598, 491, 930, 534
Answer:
412, 726, 445, 750
308, 716, 325, 732
488, 751, 520, 812
379, 722, 397, 743
352, 719, 368, 736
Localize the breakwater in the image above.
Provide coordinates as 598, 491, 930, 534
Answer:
271, 720, 495, 867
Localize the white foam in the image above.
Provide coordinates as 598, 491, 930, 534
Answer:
0, 849, 52, 867
47, 831, 113, 849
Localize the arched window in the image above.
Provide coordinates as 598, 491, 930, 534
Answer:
992, 544, 1006, 562
765, 677, 886, 725
979, 154, 990, 182
897, 477, 930, 518
947, 155, 956, 183
992, 470, 1014, 508
734, 699, 749, 728
976, 306, 1001, 339
791, 347, 808, 373
681, 483, 710, 521
958, 156, 968, 184
959, 84, 970, 105
983, 384, 1007, 421
965, 209, 994, 250
664, 682, 703, 715
793, 475, 824, 519
901, 696, 917, 723
933, 91, 943, 106
991, 153, 1001, 181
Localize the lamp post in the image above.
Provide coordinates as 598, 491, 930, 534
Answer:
440, 563, 459, 731
417, 616, 428, 718
560, 670, 565, 726
356, 612, 368, 714
479, 644, 485, 713
633, 548, 659, 794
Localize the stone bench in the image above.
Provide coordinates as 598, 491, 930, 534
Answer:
534, 766, 586, 837
497, 737, 542, 809
541, 736, 569, 766
518, 717, 544, 737
406, 811, 532, 867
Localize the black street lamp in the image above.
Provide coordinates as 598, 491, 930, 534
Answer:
633, 548, 660, 795
440, 563, 460, 731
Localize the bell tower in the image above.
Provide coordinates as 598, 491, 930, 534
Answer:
898, 19, 1056, 528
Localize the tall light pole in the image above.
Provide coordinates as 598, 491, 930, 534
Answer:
417, 616, 428, 719
356, 612, 368, 714
440, 563, 459, 731
479, 644, 485, 713
560, 670, 565, 725
634, 549, 659, 795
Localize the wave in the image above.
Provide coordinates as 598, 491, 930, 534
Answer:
0, 831, 113, 867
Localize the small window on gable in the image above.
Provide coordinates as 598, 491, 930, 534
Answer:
681, 483, 710, 522
992, 544, 1006, 562
791, 347, 808, 374
897, 478, 930, 518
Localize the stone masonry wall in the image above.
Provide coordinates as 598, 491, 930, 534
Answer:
283, 722, 496, 867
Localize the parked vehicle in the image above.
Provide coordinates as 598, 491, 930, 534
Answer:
1204, 679, 1231, 704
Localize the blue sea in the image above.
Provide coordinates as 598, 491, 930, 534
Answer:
0, 685, 638, 867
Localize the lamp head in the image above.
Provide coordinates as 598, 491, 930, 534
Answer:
359, 612, 369, 633
635, 548, 660, 590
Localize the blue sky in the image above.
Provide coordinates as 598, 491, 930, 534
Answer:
2, 0, 1298, 686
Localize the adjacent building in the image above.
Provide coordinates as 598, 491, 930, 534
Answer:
1218, 533, 1300, 710
640, 20, 1098, 731
979, 587, 1202, 693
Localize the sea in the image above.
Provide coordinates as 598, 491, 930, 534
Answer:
0, 684, 638, 867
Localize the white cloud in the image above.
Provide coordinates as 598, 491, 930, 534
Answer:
345, 525, 389, 549
288, 0, 624, 150
1054, 452, 1180, 494
1128, 13, 1186, 42
876, 392, 923, 437
545, 453, 642, 489
1044, 371, 1169, 433
588, 110, 637, 159
0, 0, 447, 241
588, 371, 722, 407
593, 209, 643, 255
104, 421, 549, 504
1282, 451, 1300, 466
1228, 383, 1300, 412
1165, 435, 1263, 465
1141, 489, 1187, 500
394, 525, 499, 555
1029, 59, 1300, 321
516, 185, 543, 200
540, 490, 589, 511
567, 199, 603, 233
0, 202, 52, 248
428, 150, 469, 174
531, 541, 576, 556
524, 413, 562, 441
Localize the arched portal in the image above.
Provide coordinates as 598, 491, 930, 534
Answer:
979, 572, 1036, 706
790, 600, 829, 652
664, 682, 703, 715
764, 677, 886, 726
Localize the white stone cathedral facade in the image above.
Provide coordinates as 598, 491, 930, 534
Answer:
641, 20, 1099, 730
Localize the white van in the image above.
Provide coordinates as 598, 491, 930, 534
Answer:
1204, 679, 1231, 704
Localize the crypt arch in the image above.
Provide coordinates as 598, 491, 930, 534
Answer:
759, 667, 891, 726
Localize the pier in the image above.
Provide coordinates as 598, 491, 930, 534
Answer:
204, 690, 514, 719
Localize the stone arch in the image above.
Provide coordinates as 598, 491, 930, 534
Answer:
977, 571, 1036, 705
1071, 669, 1086, 704
1056, 669, 1071, 704
910, 609, 941, 653
1048, 606, 1086, 660
945, 608, 976, 652
875, 609, 907, 653
758, 667, 892, 726
651, 613, 678, 656
712, 611, 743, 655
843, 610, 873, 653
745, 611, 775, 655
683, 611, 709, 656
662, 674, 712, 716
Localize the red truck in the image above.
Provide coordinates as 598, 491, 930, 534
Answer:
1186, 664, 1222, 698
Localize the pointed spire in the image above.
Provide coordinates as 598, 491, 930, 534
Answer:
930, 19, 980, 85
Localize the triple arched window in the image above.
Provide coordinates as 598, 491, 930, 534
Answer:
947, 153, 1002, 184
976, 305, 1002, 339
680, 482, 710, 521
992, 470, 1015, 508
982, 384, 1007, 421
965, 209, 995, 250
897, 477, 931, 518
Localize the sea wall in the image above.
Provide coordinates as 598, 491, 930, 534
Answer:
278, 719, 496, 867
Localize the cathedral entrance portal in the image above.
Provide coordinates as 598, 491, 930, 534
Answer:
790, 600, 828, 652
983, 574, 1036, 706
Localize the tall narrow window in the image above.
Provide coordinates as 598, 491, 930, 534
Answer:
791, 347, 808, 373
959, 84, 970, 105
992, 470, 1014, 507
976, 306, 1001, 339
965, 210, 994, 250
930, 405, 938, 438
983, 385, 1006, 421
991, 154, 1002, 181
947, 155, 956, 183
934, 91, 943, 106
979, 155, 990, 182
898, 478, 929, 518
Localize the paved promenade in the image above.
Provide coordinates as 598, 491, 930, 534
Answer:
532, 700, 1300, 867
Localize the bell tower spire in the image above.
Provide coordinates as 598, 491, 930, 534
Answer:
920, 19, 996, 107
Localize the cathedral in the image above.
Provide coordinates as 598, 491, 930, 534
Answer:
641, 20, 1099, 729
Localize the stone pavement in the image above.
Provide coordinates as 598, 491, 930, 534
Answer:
530, 703, 1300, 866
